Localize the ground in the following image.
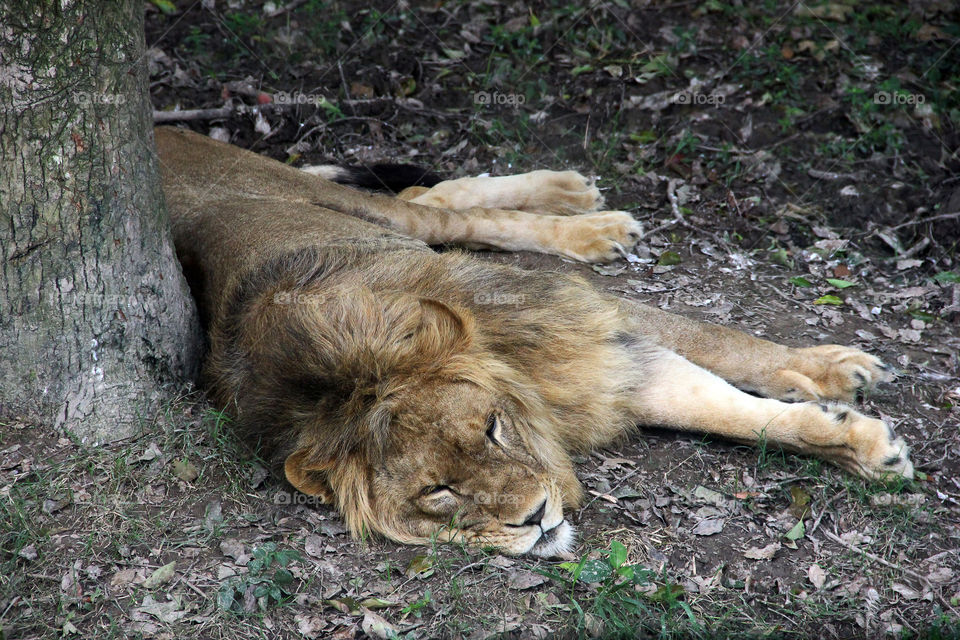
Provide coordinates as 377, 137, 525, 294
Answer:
3, 1, 960, 638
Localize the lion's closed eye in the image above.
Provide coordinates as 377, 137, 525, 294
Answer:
485, 413, 503, 446
422, 484, 454, 496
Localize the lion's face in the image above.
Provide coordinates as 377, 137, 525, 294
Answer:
262, 288, 581, 555
368, 381, 575, 556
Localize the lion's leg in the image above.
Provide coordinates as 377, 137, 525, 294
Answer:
623, 301, 891, 403
400, 170, 603, 215
630, 350, 913, 479
309, 184, 641, 263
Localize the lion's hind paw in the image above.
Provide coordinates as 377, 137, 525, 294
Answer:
778, 345, 894, 403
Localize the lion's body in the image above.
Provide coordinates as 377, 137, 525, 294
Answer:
156, 126, 913, 556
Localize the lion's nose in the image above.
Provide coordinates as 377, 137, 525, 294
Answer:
522, 499, 547, 527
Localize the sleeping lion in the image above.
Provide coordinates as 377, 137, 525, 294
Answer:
155, 126, 913, 557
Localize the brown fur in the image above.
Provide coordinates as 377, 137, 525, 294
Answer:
155, 126, 913, 556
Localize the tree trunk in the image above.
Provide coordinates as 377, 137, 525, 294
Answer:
0, 1, 202, 443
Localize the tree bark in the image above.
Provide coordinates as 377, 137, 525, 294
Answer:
0, 1, 201, 442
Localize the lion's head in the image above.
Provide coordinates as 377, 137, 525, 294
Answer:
224, 280, 584, 556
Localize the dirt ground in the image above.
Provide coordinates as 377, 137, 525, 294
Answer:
3, 1, 960, 638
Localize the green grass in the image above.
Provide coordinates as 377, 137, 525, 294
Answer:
538, 540, 708, 639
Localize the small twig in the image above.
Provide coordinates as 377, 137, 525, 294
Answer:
338, 62, 356, 116
154, 106, 233, 123
661, 177, 728, 248
888, 211, 960, 231
642, 218, 680, 238
177, 576, 209, 599
808, 488, 845, 534
807, 168, 858, 181
449, 561, 486, 580
900, 236, 930, 259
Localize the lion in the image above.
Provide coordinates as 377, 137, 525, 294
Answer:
155, 126, 913, 557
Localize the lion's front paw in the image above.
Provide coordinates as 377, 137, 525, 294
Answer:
774, 345, 893, 403
556, 211, 643, 263
798, 403, 913, 480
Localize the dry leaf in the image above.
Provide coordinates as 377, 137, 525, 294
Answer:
361, 609, 399, 639
691, 518, 724, 536
891, 583, 921, 600
143, 561, 176, 589
172, 458, 198, 482
405, 554, 434, 579
295, 613, 327, 639
133, 595, 187, 624
693, 485, 726, 507
304, 534, 325, 559
744, 542, 781, 561
507, 569, 548, 590
808, 563, 826, 589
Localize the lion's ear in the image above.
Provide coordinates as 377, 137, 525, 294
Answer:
284, 447, 334, 503
410, 298, 472, 356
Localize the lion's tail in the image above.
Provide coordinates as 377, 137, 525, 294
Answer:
301, 163, 444, 193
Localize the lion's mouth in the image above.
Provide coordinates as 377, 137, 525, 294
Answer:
529, 520, 574, 557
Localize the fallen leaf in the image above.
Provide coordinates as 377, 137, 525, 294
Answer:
808, 563, 826, 589
405, 554, 434, 579
134, 595, 187, 623
325, 597, 362, 615
295, 613, 327, 639
143, 561, 176, 589
826, 278, 856, 289
172, 458, 198, 482
304, 535, 325, 559
788, 486, 812, 519
18, 544, 38, 561
220, 538, 248, 564
926, 567, 954, 584
658, 250, 682, 266
784, 520, 805, 541
110, 568, 144, 589
137, 442, 163, 462
508, 569, 549, 590
693, 485, 726, 507
891, 583, 921, 600
744, 542, 781, 561
360, 597, 397, 609
691, 518, 724, 536
361, 609, 399, 639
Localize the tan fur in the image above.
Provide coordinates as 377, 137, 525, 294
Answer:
155, 126, 913, 556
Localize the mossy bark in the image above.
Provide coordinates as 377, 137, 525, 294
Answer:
0, 1, 202, 443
